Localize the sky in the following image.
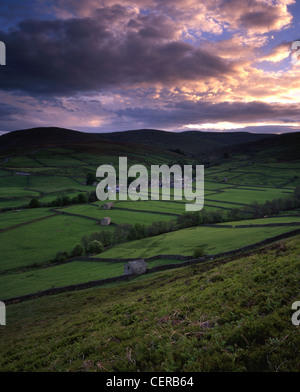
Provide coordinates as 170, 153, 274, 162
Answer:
0, 0, 299, 135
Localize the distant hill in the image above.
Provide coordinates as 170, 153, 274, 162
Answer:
224, 131, 300, 161
97, 129, 277, 155
0, 127, 277, 156
0, 127, 99, 151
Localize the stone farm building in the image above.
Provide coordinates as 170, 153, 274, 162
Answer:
102, 202, 114, 210
124, 259, 148, 276
98, 217, 111, 225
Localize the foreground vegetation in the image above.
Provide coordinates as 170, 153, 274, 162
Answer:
1, 235, 299, 371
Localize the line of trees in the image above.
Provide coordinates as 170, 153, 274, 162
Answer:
176, 186, 300, 229
27, 190, 98, 209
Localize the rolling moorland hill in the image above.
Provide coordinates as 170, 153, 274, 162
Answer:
95, 128, 277, 156
0, 127, 277, 156
0, 127, 168, 158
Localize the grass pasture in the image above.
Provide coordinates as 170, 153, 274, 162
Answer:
1, 156, 43, 168
97, 223, 298, 259
112, 200, 185, 214
28, 175, 81, 192
0, 208, 54, 230
0, 258, 183, 300
0, 214, 113, 272
206, 187, 293, 205
59, 204, 178, 225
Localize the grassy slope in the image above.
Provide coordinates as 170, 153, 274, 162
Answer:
0, 235, 299, 372
0, 215, 114, 271
97, 224, 299, 259
0, 208, 55, 230
0, 258, 181, 300
59, 204, 177, 224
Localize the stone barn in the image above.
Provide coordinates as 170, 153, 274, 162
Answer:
99, 217, 111, 225
124, 259, 148, 276
102, 202, 114, 210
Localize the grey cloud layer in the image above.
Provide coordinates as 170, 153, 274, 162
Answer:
0, 6, 234, 95
117, 101, 300, 127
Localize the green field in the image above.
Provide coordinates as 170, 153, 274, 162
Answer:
97, 224, 298, 259
1, 156, 43, 168
112, 200, 185, 214
60, 204, 177, 224
205, 162, 300, 187
0, 258, 183, 300
0, 214, 113, 271
206, 187, 293, 205
28, 175, 81, 192
221, 216, 300, 226
0, 208, 54, 230
0, 197, 32, 209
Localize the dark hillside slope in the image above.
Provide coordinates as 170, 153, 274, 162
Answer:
0, 127, 277, 156
0, 127, 92, 150
226, 131, 300, 161
0, 127, 182, 159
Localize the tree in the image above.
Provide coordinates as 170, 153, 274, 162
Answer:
127, 223, 147, 241
71, 244, 84, 257
114, 224, 131, 243
81, 235, 89, 251
55, 251, 68, 262
86, 172, 96, 185
77, 193, 88, 203
89, 190, 97, 202
28, 198, 40, 208
176, 212, 201, 229
193, 245, 207, 258
294, 185, 300, 200
87, 240, 104, 254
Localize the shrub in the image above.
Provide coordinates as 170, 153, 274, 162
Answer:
81, 235, 89, 251
55, 251, 68, 262
86, 173, 96, 185
193, 245, 207, 258
71, 244, 84, 257
28, 198, 40, 208
77, 193, 88, 203
87, 240, 104, 254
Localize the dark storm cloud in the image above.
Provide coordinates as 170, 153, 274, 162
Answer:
116, 101, 300, 127
218, 0, 293, 32
0, 7, 235, 95
239, 10, 278, 29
